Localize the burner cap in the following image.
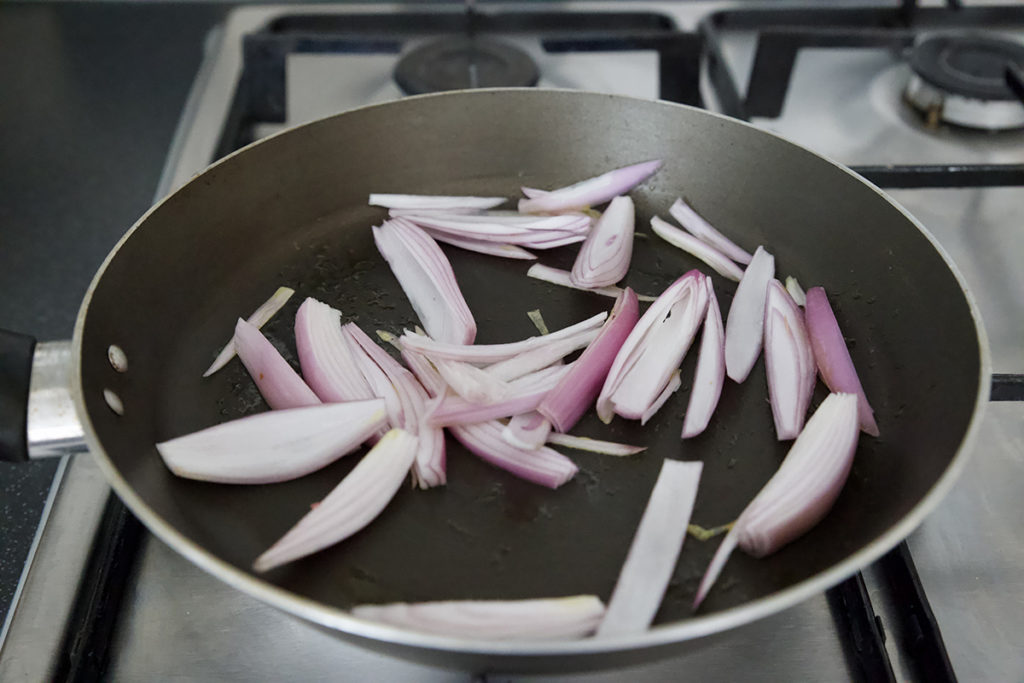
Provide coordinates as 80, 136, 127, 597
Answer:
909, 33, 1024, 101
905, 34, 1024, 130
394, 37, 539, 95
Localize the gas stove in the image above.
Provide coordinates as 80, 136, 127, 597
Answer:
2, 2, 1022, 681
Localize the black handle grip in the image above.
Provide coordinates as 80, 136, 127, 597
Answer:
0, 329, 37, 463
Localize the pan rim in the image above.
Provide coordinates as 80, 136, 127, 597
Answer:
70, 87, 991, 657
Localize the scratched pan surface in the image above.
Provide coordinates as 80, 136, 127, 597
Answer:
73, 90, 987, 671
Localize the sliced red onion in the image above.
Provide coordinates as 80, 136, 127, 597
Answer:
400, 349, 447, 398
764, 280, 816, 441
295, 298, 377, 403
400, 311, 607, 363
518, 160, 662, 214
681, 278, 726, 439
640, 370, 681, 426
203, 286, 295, 377
427, 391, 549, 428
502, 412, 552, 450
433, 358, 511, 403
544, 433, 645, 456
374, 219, 476, 345
156, 400, 387, 485
369, 194, 506, 211
427, 365, 571, 428
449, 421, 578, 489
804, 287, 880, 437
597, 271, 709, 422
254, 429, 418, 572
694, 393, 860, 607
538, 288, 640, 432
484, 327, 600, 382
597, 460, 702, 636
344, 324, 446, 488
420, 230, 538, 260
649, 216, 745, 282
352, 595, 606, 640
527, 264, 657, 302
395, 212, 590, 248
570, 196, 635, 288
785, 276, 807, 306
668, 198, 753, 265
520, 187, 547, 199
724, 246, 776, 383
232, 319, 320, 410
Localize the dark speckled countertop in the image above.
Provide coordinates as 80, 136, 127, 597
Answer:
0, 1, 228, 623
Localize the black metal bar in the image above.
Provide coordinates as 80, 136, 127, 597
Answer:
745, 30, 913, 118
851, 164, 1024, 188
53, 496, 145, 683
991, 374, 1024, 401
242, 35, 402, 123
543, 32, 704, 107
826, 573, 897, 682
876, 543, 958, 683
699, 17, 748, 119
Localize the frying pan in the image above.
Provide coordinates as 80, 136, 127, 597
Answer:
0, 90, 988, 672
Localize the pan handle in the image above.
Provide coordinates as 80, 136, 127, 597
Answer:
0, 332, 86, 462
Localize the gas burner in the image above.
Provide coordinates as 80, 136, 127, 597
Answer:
904, 33, 1024, 131
394, 37, 539, 95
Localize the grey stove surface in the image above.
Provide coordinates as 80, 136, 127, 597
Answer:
2, 2, 1022, 681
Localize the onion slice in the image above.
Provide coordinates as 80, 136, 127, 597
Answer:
597, 460, 703, 636
295, 298, 377, 403
544, 433, 645, 456
156, 400, 387, 485
374, 219, 476, 345
538, 288, 640, 432
484, 327, 600, 382
427, 365, 571, 427
421, 230, 538, 260
518, 160, 662, 214
785, 276, 807, 306
433, 358, 511, 403
694, 393, 860, 607
369, 194, 506, 211
344, 323, 446, 488
724, 246, 776, 383
668, 198, 753, 265
203, 286, 294, 377
681, 278, 725, 438
400, 312, 606, 364
352, 595, 606, 640
400, 349, 447, 398
527, 264, 657, 302
396, 212, 590, 248
597, 271, 709, 422
804, 287, 880, 436
640, 370, 681, 426
233, 319, 320, 410
449, 421, 578, 489
764, 280, 816, 440
650, 216, 745, 282
502, 412, 553, 450
254, 429, 418, 572
570, 196, 635, 288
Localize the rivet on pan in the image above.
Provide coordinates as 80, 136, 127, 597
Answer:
108, 345, 128, 372
103, 389, 125, 416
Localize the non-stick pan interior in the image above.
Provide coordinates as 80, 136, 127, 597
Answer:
77, 91, 981, 629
